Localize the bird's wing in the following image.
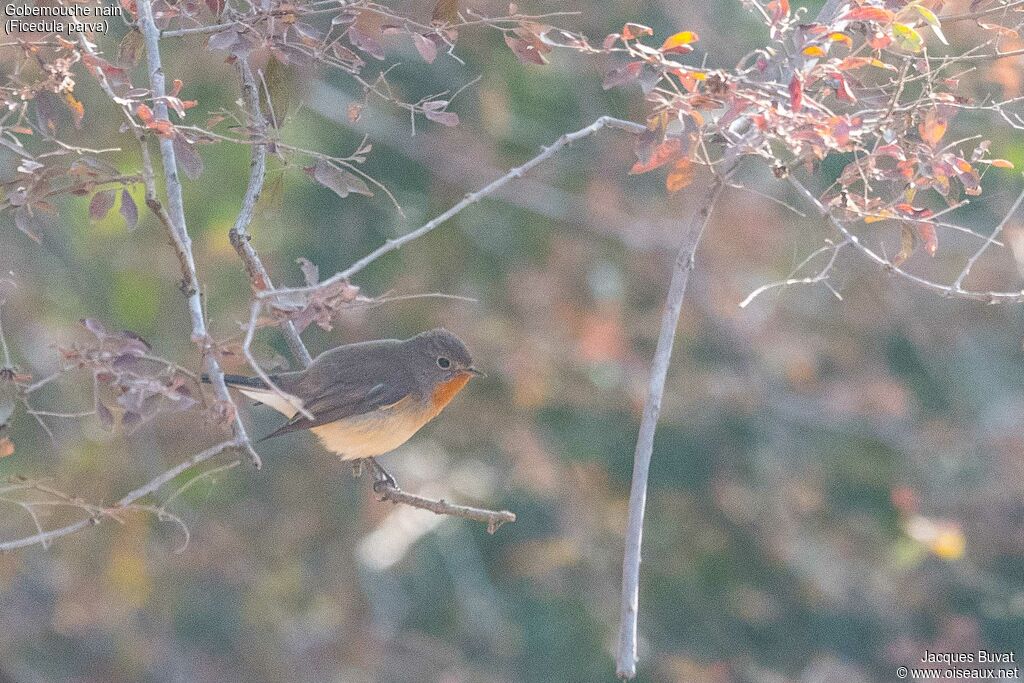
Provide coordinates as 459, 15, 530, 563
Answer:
259, 342, 414, 441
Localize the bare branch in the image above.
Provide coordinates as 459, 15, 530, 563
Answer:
257, 116, 645, 303
0, 439, 238, 552
739, 238, 850, 308
788, 177, 1024, 304
616, 176, 726, 679
230, 55, 313, 368
954, 178, 1024, 290
372, 481, 516, 534
135, 0, 260, 467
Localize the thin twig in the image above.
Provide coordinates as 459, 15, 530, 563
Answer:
739, 238, 850, 308
372, 481, 516, 534
257, 116, 645, 302
0, 303, 11, 368
788, 176, 1024, 304
615, 176, 726, 679
230, 56, 313, 368
953, 178, 1024, 290
0, 439, 238, 552
135, 0, 261, 467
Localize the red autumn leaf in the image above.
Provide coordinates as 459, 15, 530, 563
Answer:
630, 138, 682, 174
120, 190, 138, 231
89, 189, 116, 221
431, 0, 458, 24
347, 25, 386, 60
424, 108, 459, 126
841, 6, 894, 22
621, 23, 653, 40
766, 0, 789, 23
414, 33, 438, 63
835, 75, 856, 102
917, 222, 938, 256
173, 134, 204, 180
789, 74, 803, 112
505, 34, 548, 65
603, 61, 643, 90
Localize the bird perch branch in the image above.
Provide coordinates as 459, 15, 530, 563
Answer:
615, 176, 726, 679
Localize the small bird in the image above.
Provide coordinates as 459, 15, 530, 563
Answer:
203, 329, 481, 474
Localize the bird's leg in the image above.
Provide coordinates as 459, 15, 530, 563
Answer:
368, 458, 398, 492
350, 459, 364, 478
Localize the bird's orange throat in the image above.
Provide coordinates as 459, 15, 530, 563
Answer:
430, 372, 472, 414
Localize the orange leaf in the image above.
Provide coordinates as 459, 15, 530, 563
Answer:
64, 92, 85, 128
630, 138, 682, 174
802, 45, 827, 57
0, 437, 13, 458
135, 103, 154, 123
918, 109, 947, 147
868, 30, 892, 49
666, 158, 695, 193
990, 159, 1015, 169
147, 118, 175, 137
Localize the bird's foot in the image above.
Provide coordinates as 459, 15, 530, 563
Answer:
350, 460, 364, 478
368, 458, 398, 493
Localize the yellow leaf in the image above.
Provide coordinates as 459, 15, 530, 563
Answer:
828, 32, 853, 48
864, 212, 892, 223
892, 22, 924, 52
931, 528, 965, 560
802, 45, 827, 57
914, 5, 948, 44
661, 31, 699, 50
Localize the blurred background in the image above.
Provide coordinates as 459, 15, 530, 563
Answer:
2, 0, 1024, 681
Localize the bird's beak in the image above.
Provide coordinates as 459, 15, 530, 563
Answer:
465, 367, 486, 378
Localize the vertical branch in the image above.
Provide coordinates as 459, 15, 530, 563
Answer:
0, 303, 12, 369
615, 178, 725, 679
135, 0, 260, 467
229, 56, 312, 368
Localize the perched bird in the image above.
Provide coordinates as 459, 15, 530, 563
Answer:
203, 329, 481, 470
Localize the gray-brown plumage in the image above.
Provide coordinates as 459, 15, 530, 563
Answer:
204, 328, 480, 460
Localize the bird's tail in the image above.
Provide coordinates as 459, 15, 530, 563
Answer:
200, 373, 269, 390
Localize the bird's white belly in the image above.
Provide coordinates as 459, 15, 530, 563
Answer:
310, 405, 430, 460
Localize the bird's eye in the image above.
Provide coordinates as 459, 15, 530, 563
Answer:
437, 357, 451, 369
